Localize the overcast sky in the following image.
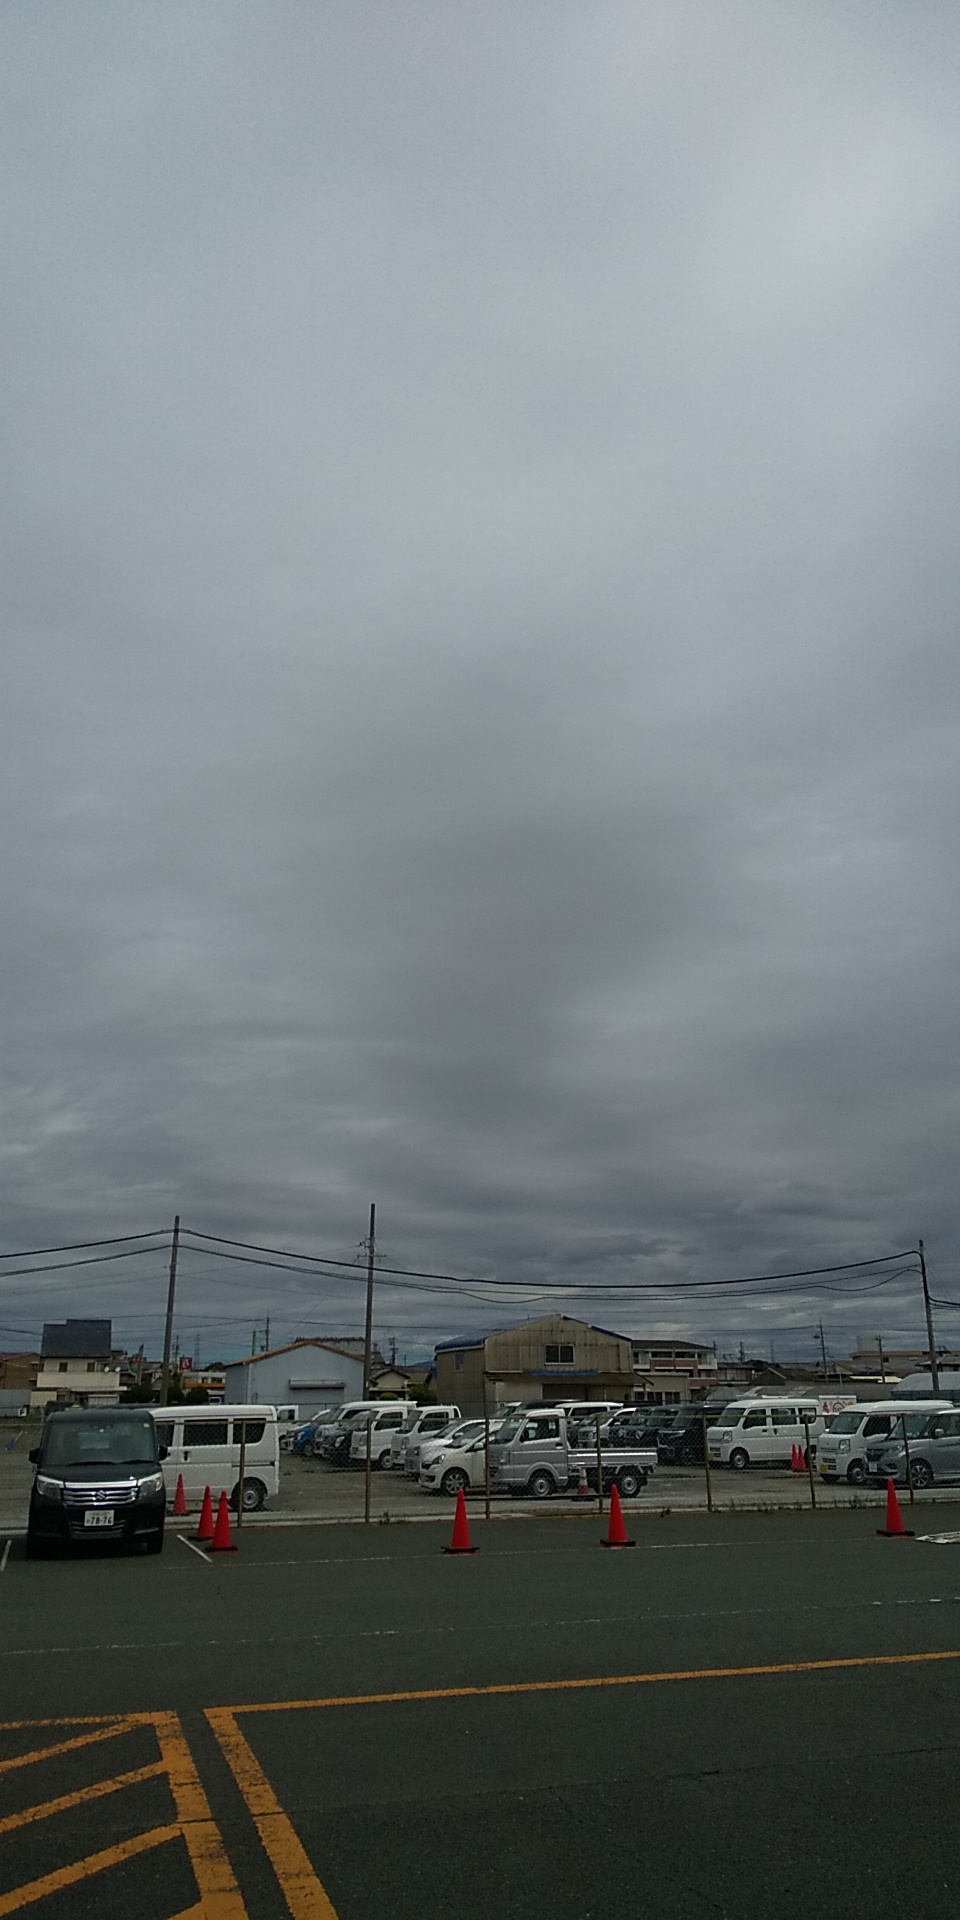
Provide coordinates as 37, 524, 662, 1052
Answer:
2, 4, 959, 1367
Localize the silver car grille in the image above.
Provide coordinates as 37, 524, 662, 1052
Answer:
63, 1483, 138, 1507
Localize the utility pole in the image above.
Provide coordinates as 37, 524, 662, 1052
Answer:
363, 1203, 376, 1398
878, 1335, 887, 1384
159, 1215, 180, 1405
814, 1320, 829, 1382
919, 1239, 940, 1393
264, 1316, 270, 1354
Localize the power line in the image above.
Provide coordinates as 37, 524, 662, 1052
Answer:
0, 1231, 169, 1261
0, 1244, 169, 1279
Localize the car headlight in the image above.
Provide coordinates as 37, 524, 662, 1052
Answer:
838, 1439, 850, 1453
34, 1474, 63, 1499
139, 1473, 165, 1497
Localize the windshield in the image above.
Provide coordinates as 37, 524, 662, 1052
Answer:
825, 1412, 864, 1436
493, 1415, 523, 1446
874, 1412, 931, 1443
42, 1419, 158, 1469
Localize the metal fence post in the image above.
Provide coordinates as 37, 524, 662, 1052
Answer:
802, 1418, 817, 1510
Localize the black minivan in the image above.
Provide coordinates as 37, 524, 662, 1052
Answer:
27, 1408, 167, 1557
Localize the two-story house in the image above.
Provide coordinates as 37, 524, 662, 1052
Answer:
31, 1319, 122, 1409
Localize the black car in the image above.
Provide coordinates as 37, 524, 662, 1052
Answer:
27, 1408, 167, 1557
657, 1404, 727, 1465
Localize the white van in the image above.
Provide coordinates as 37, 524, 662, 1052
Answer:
817, 1399, 951, 1485
318, 1401, 397, 1466
707, 1397, 825, 1471
153, 1403, 280, 1512
386, 1404, 462, 1473
348, 1403, 412, 1468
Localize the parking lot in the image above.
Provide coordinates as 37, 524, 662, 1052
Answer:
3, 1495, 960, 1918
5, 1422, 960, 1541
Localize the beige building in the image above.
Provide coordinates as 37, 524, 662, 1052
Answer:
631, 1338, 718, 1405
435, 1314, 634, 1417
31, 1319, 122, 1409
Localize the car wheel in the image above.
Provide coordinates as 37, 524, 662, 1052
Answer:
146, 1532, 164, 1555
441, 1468, 469, 1497
25, 1532, 48, 1560
729, 1448, 749, 1472
910, 1459, 934, 1490
846, 1460, 866, 1486
616, 1467, 644, 1499
233, 1478, 267, 1512
527, 1470, 555, 1500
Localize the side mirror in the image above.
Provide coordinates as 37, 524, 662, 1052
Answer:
28, 1447, 39, 1464
159, 1445, 169, 1460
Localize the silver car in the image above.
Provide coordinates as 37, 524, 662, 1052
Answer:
867, 1408, 960, 1489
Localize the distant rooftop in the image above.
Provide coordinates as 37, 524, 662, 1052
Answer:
41, 1318, 113, 1360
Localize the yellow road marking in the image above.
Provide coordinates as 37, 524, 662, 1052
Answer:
0, 1712, 249, 1919
228, 1645, 960, 1715
0, 1715, 124, 1731
207, 1709, 339, 1920
0, 1760, 165, 1835
0, 1822, 179, 1915
0, 1718, 143, 1776
153, 1711, 249, 1919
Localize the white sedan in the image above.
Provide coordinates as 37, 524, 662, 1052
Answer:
417, 1418, 502, 1474
419, 1434, 488, 1497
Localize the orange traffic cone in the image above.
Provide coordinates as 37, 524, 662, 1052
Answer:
601, 1482, 636, 1549
172, 1473, 187, 1517
877, 1478, 914, 1538
576, 1460, 591, 1499
194, 1485, 214, 1543
442, 1486, 477, 1554
209, 1490, 237, 1553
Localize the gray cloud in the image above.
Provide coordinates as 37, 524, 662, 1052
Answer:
2, 4, 959, 1365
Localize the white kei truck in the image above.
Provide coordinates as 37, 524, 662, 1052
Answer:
487, 1408, 656, 1500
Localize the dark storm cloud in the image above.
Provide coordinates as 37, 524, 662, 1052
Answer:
2, 4, 959, 1363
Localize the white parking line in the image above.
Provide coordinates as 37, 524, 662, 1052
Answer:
177, 1535, 211, 1564
1, 1541, 10, 1573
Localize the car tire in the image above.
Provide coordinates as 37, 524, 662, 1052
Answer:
441, 1468, 469, 1497
846, 1460, 867, 1486
910, 1460, 934, 1490
25, 1531, 48, 1560
729, 1448, 749, 1472
376, 1450, 392, 1470
527, 1470, 555, 1500
232, 1478, 267, 1513
616, 1467, 644, 1499
146, 1532, 164, 1555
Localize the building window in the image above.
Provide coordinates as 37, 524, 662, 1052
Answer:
544, 1344, 574, 1365
454, 1352, 464, 1371
58, 1363, 68, 1373
86, 1362, 96, 1373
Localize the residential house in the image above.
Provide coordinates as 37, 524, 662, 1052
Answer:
31, 1321, 122, 1410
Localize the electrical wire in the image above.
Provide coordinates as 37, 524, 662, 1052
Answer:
0, 1244, 170, 1279
180, 1228, 916, 1292
0, 1231, 169, 1260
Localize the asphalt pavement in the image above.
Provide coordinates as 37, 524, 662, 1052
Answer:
3, 1502, 960, 1917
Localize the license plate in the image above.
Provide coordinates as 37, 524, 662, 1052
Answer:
83, 1509, 115, 1529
